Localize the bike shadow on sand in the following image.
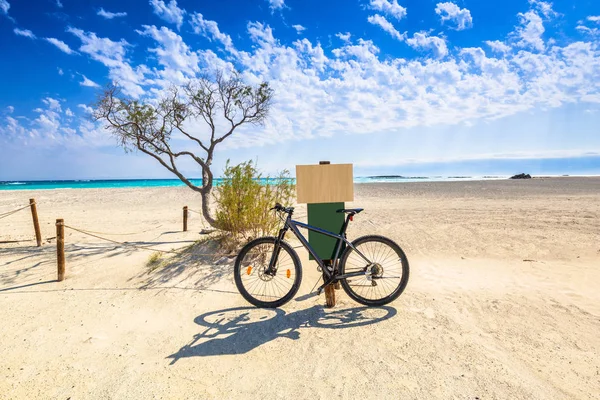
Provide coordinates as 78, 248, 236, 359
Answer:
168, 305, 396, 363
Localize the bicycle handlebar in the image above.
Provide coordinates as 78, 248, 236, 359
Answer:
271, 203, 293, 213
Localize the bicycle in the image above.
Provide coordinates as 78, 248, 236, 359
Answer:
234, 203, 410, 308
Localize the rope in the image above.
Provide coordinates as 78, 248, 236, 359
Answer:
0, 204, 30, 220
64, 225, 180, 254
62, 226, 163, 236
187, 208, 209, 229
63, 224, 233, 258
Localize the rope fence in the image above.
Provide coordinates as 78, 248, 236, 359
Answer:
55, 217, 234, 282
63, 224, 182, 255
0, 204, 31, 220
1, 199, 42, 246
3, 199, 232, 283
6, 200, 297, 283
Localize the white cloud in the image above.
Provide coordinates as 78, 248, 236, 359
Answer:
247, 21, 276, 45
68, 27, 147, 98
529, 0, 558, 18
435, 2, 473, 31
97, 8, 127, 19
368, 14, 406, 41
45, 38, 77, 54
190, 13, 237, 54
77, 104, 93, 114
0, 0, 9, 15
58, 67, 64, 75
68, 28, 129, 63
354, 149, 600, 168
6, 3, 600, 160
336, 32, 351, 43
0, 97, 114, 149
42, 97, 62, 112
485, 40, 511, 53
149, 0, 185, 30
369, 0, 407, 20
406, 32, 448, 58
14, 28, 36, 39
576, 25, 600, 36
80, 75, 100, 87
56, 0, 63, 8
267, 0, 285, 12
137, 25, 200, 86
292, 24, 306, 34
514, 10, 545, 51
588, 16, 600, 23
6, 106, 14, 114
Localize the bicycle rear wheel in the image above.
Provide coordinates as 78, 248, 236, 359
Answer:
234, 237, 302, 308
339, 235, 409, 306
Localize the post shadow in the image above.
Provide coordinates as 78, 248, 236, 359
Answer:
168, 305, 396, 363
0, 279, 58, 292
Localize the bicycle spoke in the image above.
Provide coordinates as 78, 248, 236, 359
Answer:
342, 237, 408, 302
236, 239, 301, 306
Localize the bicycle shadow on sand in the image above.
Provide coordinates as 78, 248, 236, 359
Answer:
168, 305, 396, 363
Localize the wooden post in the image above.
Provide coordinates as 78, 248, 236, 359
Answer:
324, 260, 336, 307
325, 284, 336, 307
183, 206, 188, 232
56, 219, 65, 282
29, 198, 42, 247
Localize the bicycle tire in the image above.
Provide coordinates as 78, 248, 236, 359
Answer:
234, 237, 303, 308
339, 235, 409, 307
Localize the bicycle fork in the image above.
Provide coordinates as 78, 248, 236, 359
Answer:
265, 227, 287, 275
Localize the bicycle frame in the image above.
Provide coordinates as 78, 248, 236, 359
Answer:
269, 212, 373, 283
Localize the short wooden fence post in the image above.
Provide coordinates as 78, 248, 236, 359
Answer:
324, 260, 336, 307
325, 284, 336, 308
183, 206, 188, 232
56, 219, 65, 281
29, 198, 42, 247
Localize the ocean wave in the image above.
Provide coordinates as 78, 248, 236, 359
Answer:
5, 182, 26, 185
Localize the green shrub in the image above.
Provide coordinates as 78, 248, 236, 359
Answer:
214, 160, 295, 242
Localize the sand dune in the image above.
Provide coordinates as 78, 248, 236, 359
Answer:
1, 177, 599, 399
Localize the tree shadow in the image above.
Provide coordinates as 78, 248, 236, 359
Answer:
0, 243, 137, 286
132, 236, 237, 292
168, 305, 397, 363
0, 238, 196, 288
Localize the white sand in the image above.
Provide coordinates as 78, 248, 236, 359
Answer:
1, 177, 599, 399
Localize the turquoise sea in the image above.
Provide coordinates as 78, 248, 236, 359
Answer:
0, 176, 512, 190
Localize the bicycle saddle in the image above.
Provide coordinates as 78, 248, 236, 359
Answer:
336, 208, 364, 215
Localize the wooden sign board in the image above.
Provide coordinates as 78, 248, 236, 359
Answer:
296, 163, 354, 204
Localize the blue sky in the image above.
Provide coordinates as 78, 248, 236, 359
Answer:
1, 0, 599, 180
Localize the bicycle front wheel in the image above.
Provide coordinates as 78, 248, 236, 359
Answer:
339, 235, 409, 306
234, 237, 302, 308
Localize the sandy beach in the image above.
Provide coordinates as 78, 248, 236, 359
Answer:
1, 177, 599, 399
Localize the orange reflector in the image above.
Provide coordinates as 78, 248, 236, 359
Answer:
286, 269, 291, 278
247, 266, 252, 275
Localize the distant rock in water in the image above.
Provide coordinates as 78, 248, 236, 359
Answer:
510, 173, 532, 179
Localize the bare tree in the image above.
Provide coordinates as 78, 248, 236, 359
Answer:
93, 71, 274, 228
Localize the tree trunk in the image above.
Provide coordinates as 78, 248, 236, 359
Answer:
200, 189, 217, 227
201, 161, 218, 228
